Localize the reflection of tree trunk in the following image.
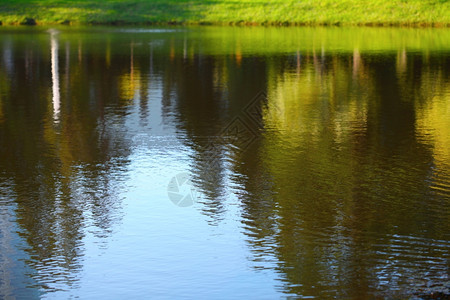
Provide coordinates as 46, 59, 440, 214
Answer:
313, 50, 319, 75
25, 49, 31, 80
78, 40, 82, 63
2, 40, 13, 74
396, 48, 407, 75
235, 42, 242, 67
51, 33, 60, 123
139, 49, 149, 122
130, 42, 134, 82
353, 48, 361, 78
65, 41, 70, 101
149, 45, 153, 75
183, 36, 187, 60
106, 39, 111, 68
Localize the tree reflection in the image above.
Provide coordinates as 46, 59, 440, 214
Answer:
0, 28, 448, 298
0, 32, 132, 293
157, 38, 449, 297
166, 43, 450, 297
50, 30, 60, 123
238, 52, 450, 298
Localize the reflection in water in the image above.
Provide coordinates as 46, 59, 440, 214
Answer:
258, 52, 449, 297
50, 31, 60, 123
0, 27, 449, 298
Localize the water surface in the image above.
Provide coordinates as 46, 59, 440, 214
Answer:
0, 26, 449, 299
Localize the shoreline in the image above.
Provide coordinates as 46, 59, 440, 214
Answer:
1, 20, 449, 28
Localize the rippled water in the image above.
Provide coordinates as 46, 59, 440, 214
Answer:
0, 26, 449, 299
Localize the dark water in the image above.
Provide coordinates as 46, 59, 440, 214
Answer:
0, 26, 449, 299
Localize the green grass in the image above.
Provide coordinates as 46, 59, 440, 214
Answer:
0, 0, 449, 26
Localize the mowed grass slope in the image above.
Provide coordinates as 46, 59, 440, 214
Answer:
0, 0, 449, 26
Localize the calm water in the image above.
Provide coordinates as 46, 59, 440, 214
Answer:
0, 26, 449, 299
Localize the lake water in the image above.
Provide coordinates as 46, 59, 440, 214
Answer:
0, 26, 449, 299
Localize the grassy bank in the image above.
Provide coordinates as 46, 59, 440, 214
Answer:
0, 0, 449, 26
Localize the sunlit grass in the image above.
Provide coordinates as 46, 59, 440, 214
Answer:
0, 0, 449, 25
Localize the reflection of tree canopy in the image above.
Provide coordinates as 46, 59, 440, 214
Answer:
0, 34, 133, 291
154, 39, 450, 296
161, 49, 268, 222
0, 28, 448, 298
237, 52, 450, 298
